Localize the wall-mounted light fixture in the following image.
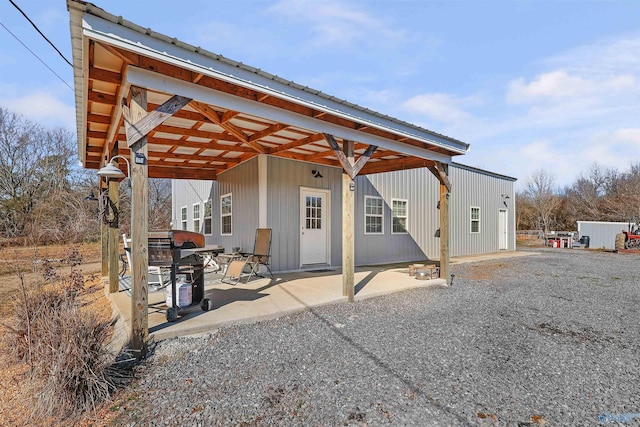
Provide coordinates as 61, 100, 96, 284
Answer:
501, 194, 510, 207
97, 155, 131, 181
311, 169, 323, 178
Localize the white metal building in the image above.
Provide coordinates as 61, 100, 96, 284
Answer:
172, 160, 517, 272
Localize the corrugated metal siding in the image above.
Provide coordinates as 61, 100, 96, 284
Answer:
171, 179, 215, 239
267, 157, 342, 272
216, 159, 259, 253
577, 221, 631, 249
356, 168, 440, 263
355, 164, 516, 263
449, 165, 516, 256
173, 160, 516, 271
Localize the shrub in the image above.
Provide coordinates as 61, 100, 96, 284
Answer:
2, 250, 128, 420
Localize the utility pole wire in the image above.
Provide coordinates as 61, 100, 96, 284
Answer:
0, 21, 74, 91
8, 0, 73, 67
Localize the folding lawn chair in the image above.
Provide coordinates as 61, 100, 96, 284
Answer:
222, 228, 274, 284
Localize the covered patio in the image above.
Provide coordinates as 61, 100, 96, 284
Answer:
112, 265, 446, 342
68, 0, 469, 356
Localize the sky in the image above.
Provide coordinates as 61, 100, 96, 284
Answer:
0, 0, 638, 189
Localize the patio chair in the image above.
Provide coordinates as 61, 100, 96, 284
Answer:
122, 234, 169, 291
222, 228, 274, 284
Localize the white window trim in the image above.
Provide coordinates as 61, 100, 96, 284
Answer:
220, 193, 232, 236
364, 195, 384, 235
391, 198, 409, 235
180, 206, 188, 231
192, 202, 201, 233
471, 206, 481, 234
203, 199, 212, 236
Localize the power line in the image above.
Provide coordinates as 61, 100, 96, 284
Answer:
8, 0, 73, 67
0, 21, 74, 91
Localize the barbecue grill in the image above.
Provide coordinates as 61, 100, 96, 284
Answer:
148, 230, 223, 322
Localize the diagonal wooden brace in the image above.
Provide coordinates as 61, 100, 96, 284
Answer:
323, 133, 377, 179
124, 95, 192, 148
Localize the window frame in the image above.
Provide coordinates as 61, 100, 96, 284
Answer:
470, 206, 481, 234
203, 199, 212, 235
364, 195, 384, 235
220, 193, 232, 236
180, 206, 188, 231
391, 198, 409, 235
192, 203, 201, 233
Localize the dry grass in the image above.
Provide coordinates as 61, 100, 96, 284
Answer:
0, 242, 102, 314
0, 250, 130, 426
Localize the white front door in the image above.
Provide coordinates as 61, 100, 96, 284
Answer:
300, 188, 330, 266
499, 209, 508, 250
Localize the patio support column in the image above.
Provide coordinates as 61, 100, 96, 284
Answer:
438, 164, 450, 285
108, 160, 120, 294
128, 86, 149, 357
100, 182, 108, 279
342, 141, 355, 302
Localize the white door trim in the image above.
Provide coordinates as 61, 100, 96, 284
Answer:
300, 187, 331, 267
499, 209, 508, 250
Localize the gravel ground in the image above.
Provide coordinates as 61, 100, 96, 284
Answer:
112, 249, 640, 426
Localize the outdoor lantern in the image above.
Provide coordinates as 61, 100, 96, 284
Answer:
97, 155, 131, 180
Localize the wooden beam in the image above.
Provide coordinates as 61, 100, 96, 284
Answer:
89, 67, 122, 84
324, 134, 376, 180
108, 144, 120, 294
123, 95, 192, 147
190, 100, 266, 154
342, 153, 355, 302
248, 123, 288, 142
268, 133, 325, 154
350, 144, 377, 177
438, 163, 450, 285
146, 136, 256, 153
129, 86, 149, 357
428, 161, 452, 192
98, 42, 138, 65
148, 166, 218, 180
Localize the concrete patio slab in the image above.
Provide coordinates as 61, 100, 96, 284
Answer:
108, 251, 535, 343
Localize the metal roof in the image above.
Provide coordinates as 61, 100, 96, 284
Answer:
68, 0, 470, 179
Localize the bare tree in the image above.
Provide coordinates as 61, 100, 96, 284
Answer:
522, 169, 561, 234
0, 109, 79, 242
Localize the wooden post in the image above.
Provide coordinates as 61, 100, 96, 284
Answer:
108, 175, 120, 293
342, 141, 355, 302
439, 164, 450, 285
129, 86, 149, 357
100, 182, 108, 280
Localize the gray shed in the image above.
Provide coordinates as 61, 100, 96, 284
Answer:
576, 221, 633, 250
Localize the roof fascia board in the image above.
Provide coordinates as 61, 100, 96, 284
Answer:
125, 66, 453, 163
80, 12, 467, 155
68, 5, 88, 164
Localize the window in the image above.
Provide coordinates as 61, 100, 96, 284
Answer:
221, 193, 232, 235
203, 199, 212, 235
392, 199, 408, 234
180, 206, 187, 231
305, 195, 322, 230
193, 203, 201, 232
471, 206, 480, 233
364, 196, 383, 234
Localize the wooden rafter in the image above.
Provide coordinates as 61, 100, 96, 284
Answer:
189, 101, 267, 154
268, 133, 324, 154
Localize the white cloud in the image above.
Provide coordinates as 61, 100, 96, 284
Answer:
0, 85, 76, 130
268, 0, 406, 49
401, 93, 480, 125
507, 70, 637, 104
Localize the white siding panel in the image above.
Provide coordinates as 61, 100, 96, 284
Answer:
267, 157, 342, 272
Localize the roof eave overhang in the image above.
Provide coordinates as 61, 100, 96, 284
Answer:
71, 3, 468, 162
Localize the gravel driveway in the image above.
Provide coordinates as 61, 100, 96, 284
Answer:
113, 249, 640, 426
